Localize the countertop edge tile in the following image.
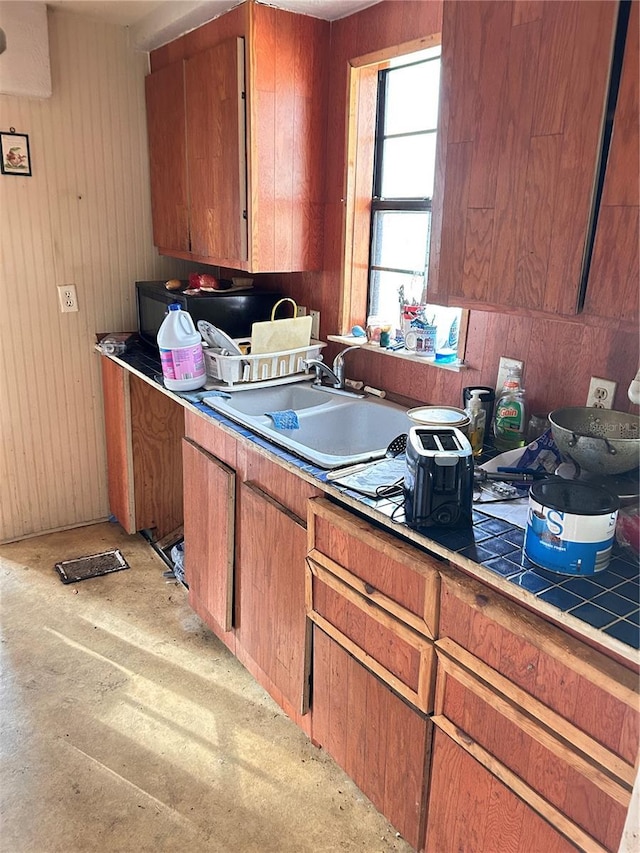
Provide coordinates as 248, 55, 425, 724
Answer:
103, 349, 640, 667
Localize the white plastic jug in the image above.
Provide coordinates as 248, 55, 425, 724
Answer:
157, 304, 206, 391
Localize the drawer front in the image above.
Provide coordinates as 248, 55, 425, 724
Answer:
434, 641, 630, 852
238, 443, 322, 520
307, 557, 436, 712
185, 409, 237, 469
308, 498, 440, 638
440, 568, 639, 774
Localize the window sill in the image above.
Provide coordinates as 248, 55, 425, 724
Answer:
327, 335, 468, 372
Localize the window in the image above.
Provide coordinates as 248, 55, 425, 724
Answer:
365, 47, 463, 355
340, 39, 466, 364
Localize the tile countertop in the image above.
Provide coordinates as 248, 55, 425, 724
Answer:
106, 344, 640, 666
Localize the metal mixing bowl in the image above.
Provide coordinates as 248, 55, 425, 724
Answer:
548, 407, 640, 476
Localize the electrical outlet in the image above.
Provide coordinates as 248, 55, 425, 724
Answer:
57, 284, 78, 313
496, 357, 523, 394
586, 377, 617, 409
310, 309, 320, 340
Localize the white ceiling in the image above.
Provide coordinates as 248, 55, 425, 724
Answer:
47, 0, 382, 49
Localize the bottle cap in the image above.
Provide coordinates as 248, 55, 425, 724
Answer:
169, 303, 181, 311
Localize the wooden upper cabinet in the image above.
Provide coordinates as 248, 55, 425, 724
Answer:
584, 0, 639, 325
144, 62, 189, 253
146, 1, 330, 273
428, 0, 617, 316
185, 38, 248, 263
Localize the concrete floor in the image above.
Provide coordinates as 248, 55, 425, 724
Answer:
0, 522, 413, 853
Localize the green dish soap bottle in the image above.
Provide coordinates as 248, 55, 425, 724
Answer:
493, 366, 527, 451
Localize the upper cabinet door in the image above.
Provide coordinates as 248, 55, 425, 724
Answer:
583, 0, 639, 326
145, 62, 190, 253
146, 3, 329, 273
427, 1, 617, 316
185, 37, 248, 265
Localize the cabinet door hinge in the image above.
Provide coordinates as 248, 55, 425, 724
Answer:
242, 210, 247, 220
241, 90, 246, 100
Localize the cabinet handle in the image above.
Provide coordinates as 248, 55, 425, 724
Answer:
364, 582, 376, 595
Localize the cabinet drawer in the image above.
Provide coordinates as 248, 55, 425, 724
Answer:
308, 498, 441, 639
307, 557, 436, 712
440, 568, 639, 777
238, 444, 322, 520
434, 639, 631, 852
185, 410, 237, 469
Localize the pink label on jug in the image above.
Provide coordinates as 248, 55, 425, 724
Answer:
160, 345, 205, 380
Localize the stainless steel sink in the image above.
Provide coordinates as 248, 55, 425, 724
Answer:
202, 383, 411, 469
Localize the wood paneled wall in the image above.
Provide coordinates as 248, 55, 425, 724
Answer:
256, 0, 639, 417
2, 1, 637, 542
0, 10, 196, 543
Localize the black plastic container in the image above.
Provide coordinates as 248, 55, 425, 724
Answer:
463, 386, 495, 445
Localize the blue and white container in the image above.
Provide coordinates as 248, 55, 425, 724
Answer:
524, 480, 619, 575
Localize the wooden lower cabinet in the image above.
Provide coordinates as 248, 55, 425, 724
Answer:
312, 628, 431, 851
432, 642, 629, 851
425, 727, 577, 853
439, 568, 639, 781
182, 437, 235, 649
235, 479, 311, 724
101, 356, 184, 539
306, 497, 440, 848
431, 568, 638, 853
307, 557, 436, 713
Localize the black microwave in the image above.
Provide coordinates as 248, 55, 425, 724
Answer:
135, 281, 284, 349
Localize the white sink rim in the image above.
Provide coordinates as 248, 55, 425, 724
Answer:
202, 389, 410, 469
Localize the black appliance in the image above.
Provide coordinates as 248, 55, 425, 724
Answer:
135, 281, 284, 349
404, 426, 474, 528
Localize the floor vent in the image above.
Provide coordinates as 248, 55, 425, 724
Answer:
54, 549, 129, 584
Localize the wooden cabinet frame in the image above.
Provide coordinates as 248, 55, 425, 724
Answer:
306, 556, 436, 712
101, 357, 184, 539
308, 498, 441, 638
147, 2, 329, 272
433, 640, 631, 852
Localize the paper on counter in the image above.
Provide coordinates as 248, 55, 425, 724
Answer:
475, 496, 529, 529
474, 448, 530, 528
331, 457, 405, 497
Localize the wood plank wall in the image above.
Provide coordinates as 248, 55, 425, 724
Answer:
0, 10, 198, 543
255, 0, 639, 417
2, 1, 637, 542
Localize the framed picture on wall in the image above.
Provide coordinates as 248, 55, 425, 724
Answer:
1, 129, 32, 176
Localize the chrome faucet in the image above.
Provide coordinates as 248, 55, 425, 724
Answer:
303, 345, 361, 391
304, 359, 342, 387
332, 345, 361, 388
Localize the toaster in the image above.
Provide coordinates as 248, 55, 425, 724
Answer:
404, 426, 474, 528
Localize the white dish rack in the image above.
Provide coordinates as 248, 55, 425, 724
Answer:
203, 340, 325, 389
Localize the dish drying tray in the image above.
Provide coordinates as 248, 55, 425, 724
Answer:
203, 339, 325, 389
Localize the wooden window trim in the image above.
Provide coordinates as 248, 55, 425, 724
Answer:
339, 35, 441, 335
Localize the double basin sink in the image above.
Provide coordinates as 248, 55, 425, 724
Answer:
203, 381, 412, 469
